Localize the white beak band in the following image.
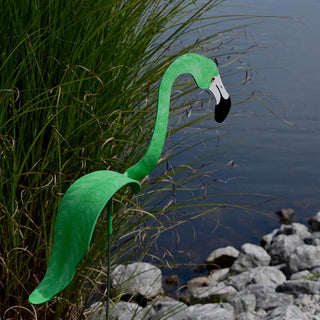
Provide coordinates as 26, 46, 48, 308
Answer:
209, 75, 231, 123
209, 75, 230, 105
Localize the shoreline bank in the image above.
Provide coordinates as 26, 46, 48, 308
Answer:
86, 210, 320, 320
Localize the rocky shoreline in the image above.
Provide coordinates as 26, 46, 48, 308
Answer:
86, 210, 320, 320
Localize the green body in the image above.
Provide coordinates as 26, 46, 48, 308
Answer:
125, 53, 219, 181
29, 53, 223, 304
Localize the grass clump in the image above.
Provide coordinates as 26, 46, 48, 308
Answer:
0, 0, 256, 318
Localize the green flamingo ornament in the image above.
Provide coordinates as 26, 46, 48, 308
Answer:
29, 53, 231, 305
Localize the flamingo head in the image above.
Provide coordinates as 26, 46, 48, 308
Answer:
188, 54, 231, 123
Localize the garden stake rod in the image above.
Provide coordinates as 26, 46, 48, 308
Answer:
28, 54, 231, 316
106, 198, 112, 320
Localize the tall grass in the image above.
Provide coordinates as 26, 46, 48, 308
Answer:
0, 0, 257, 318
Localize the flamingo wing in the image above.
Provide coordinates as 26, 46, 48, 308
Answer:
29, 170, 140, 304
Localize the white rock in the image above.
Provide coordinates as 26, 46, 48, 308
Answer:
276, 280, 320, 296
207, 246, 239, 268
208, 268, 230, 283
268, 234, 304, 265
290, 270, 313, 281
261, 228, 279, 250
111, 262, 162, 299
231, 243, 271, 273
236, 284, 293, 311
227, 266, 286, 291
85, 302, 106, 320
85, 301, 144, 320
187, 268, 230, 291
294, 293, 320, 317
236, 312, 259, 320
309, 211, 320, 231
230, 293, 256, 314
110, 302, 144, 320
147, 296, 189, 320
187, 303, 234, 320
186, 280, 237, 304
187, 276, 211, 290
288, 245, 320, 274
262, 305, 308, 320
279, 223, 311, 240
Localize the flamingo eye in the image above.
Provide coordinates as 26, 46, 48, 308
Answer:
211, 77, 215, 82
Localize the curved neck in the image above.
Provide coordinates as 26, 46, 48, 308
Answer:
125, 56, 190, 181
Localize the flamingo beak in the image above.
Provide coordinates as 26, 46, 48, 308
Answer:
209, 75, 231, 123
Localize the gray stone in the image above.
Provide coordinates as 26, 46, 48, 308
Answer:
231, 243, 271, 273
309, 231, 320, 240
312, 239, 320, 246
147, 296, 189, 320
294, 294, 320, 318
91, 220, 320, 320
208, 268, 230, 283
311, 266, 320, 272
262, 305, 308, 320
235, 312, 258, 320
272, 263, 287, 273
230, 293, 256, 314
187, 276, 211, 290
261, 228, 279, 250
227, 266, 286, 291
295, 294, 314, 308
111, 262, 162, 299
288, 245, 320, 274
129, 299, 237, 320
85, 301, 144, 320
305, 231, 320, 245
256, 309, 268, 318
185, 280, 237, 304
164, 275, 179, 286
207, 246, 239, 269
278, 223, 311, 240
309, 212, 320, 232
187, 268, 229, 291
276, 280, 320, 296
290, 270, 313, 280
311, 267, 320, 279
276, 208, 295, 224
110, 302, 145, 320
85, 302, 107, 320
237, 284, 293, 311
187, 303, 234, 320
268, 234, 304, 265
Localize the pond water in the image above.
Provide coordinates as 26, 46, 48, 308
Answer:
151, 0, 320, 284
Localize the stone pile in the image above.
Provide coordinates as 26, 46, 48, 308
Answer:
86, 211, 320, 320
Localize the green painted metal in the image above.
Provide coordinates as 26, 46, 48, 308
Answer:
29, 53, 231, 305
28, 171, 140, 304
125, 53, 226, 181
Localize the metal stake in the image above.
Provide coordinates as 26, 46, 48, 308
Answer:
106, 198, 113, 320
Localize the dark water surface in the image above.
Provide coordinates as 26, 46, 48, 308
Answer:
150, 0, 320, 284
213, 0, 320, 233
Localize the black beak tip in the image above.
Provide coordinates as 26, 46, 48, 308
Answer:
214, 97, 231, 123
